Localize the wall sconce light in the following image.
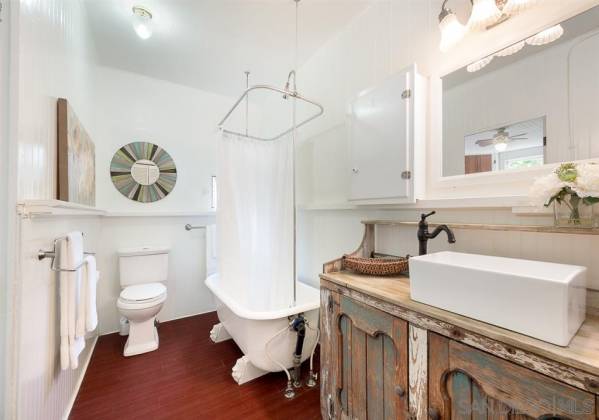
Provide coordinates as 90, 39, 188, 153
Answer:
439, 0, 468, 52
132, 5, 153, 40
468, 0, 503, 31
440, 0, 563, 58
502, 0, 537, 15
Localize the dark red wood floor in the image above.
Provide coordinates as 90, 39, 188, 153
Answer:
70, 312, 321, 420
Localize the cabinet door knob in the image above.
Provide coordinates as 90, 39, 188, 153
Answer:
352, 168, 359, 174
395, 385, 405, 397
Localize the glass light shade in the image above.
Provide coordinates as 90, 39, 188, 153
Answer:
133, 6, 153, 40
495, 40, 525, 57
439, 13, 467, 52
502, 0, 537, 15
526, 24, 564, 46
468, 0, 503, 31
134, 22, 152, 39
467, 55, 494, 73
494, 141, 508, 152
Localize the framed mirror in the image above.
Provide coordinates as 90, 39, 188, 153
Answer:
110, 142, 177, 202
442, 5, 599, 178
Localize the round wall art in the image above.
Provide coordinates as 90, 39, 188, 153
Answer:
110, 142, 177, 203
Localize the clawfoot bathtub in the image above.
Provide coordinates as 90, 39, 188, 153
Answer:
205, 273, 320, 384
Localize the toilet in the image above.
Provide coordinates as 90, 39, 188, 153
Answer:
117, 246, 169, 357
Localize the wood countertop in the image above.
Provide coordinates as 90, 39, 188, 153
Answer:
320, 271, 599, 378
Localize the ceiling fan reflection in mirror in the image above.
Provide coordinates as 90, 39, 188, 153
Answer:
475, 127, 528, 151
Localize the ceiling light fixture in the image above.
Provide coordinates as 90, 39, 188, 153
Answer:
494, 141, 508, 152
502, 0, 537, 15
438, 0, 467, 52
132, 5, 153, 40
468, 0, 503, 31
526, 24, 564, 46
467, 55, 494, 73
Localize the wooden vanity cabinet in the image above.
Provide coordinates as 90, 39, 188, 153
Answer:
321, 290, 409, 419
320, 288, 597, 420
428, 333, 596, 420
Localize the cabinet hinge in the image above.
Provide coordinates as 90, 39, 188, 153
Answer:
401, 89, 411, 99
401, 170, 412, 180
327, 294, 334, 314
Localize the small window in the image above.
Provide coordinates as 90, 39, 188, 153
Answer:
503, 155, 544, 170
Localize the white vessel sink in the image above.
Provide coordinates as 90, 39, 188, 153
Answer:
409, 251, 587, 346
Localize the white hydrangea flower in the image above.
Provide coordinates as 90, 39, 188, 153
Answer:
572, 162, 599, 198
529, 172, 567, 205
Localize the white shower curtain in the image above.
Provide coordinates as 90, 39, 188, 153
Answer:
217, 132, 294, 312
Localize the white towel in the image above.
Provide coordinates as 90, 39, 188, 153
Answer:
81, 255, 98, 332
59, 231, 85, 370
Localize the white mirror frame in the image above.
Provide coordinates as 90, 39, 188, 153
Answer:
426, 0, 599, 206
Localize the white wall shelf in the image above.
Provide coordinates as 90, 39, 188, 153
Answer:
17, 200, 107, 218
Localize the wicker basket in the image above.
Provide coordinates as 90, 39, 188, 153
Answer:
343, 255, 409, 276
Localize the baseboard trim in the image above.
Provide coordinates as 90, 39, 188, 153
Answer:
99, 309, 217, 336
62, 335, 98, 420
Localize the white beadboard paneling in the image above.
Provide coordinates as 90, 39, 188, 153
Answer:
301, 205, 599, 291
17, 214, 101, 420
96, 215, 217, 334
17, 0, 96, 201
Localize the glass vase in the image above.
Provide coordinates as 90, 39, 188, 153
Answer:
553, 194, 597, 228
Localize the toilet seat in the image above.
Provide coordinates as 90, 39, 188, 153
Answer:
118, 283, 167, 310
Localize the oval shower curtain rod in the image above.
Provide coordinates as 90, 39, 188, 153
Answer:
217, 83, 324, 142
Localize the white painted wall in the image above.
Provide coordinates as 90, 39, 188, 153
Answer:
294, 0, 599, 294
10, 1, 100, 419
16, 214, 101, 420
90, 66, 241, 333
96, 215, 216, 334
0, 0, 13, 415
93, 66, 237, 213
16, 0, 97, 201
296, 0, 438, 207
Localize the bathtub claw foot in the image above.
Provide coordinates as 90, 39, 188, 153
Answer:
210, 323, 232, 343
284, 381, 296, 399
231, 356, 268, 385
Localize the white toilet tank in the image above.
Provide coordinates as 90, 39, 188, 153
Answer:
118, 246, 170, 287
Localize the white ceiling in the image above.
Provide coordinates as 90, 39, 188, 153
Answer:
84, 0, 372, 97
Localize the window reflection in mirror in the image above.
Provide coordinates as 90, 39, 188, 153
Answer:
442, 5, 599, 177
463, 117, 545, 175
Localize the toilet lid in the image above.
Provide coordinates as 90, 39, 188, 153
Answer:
120, 283, 167, 302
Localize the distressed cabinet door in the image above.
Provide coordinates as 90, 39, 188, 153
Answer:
320, 289, 408, 419
428, 333, 596, 420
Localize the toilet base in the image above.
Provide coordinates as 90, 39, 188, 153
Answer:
123, 317, 159, 357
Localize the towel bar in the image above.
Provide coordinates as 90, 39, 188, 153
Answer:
38, 235, 95, 272
185, 224, 205, 231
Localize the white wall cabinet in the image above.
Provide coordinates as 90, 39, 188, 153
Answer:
348, 65, 425, 204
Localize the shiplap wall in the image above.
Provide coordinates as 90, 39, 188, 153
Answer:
16, 0, 96, 200
11, 1, 98, 419
297, 208, 599, 291
16, 214, 101, 420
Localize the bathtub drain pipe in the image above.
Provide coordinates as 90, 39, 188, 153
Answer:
290, 315, 306, 389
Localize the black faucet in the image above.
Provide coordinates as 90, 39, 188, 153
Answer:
417, 211, 456, 255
